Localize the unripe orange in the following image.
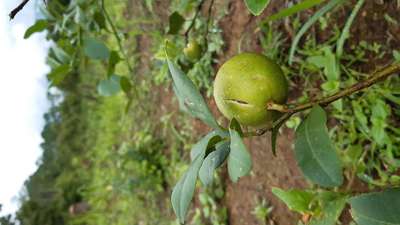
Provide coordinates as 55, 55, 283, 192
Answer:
213, 53, 288, 127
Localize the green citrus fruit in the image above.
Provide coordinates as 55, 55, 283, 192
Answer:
213, 53, 288, 127
183, 40, 202, 61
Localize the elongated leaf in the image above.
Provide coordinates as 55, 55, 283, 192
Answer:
199, 141, 230, 186
93, 11, 106, 30
172, 130, 224, 223
271, 118, 287, 156
120, 77, 132, 94
84, 37, 110, 60
165, 47, 220, 129
309, 196, 347, 225
289, 0, 344, 65
349, 188, 400, 225
228, 119, 252, 182
24, 20, 48, 39
244, 0, 270, 16
336, 0, 365, 59
272, 188, 315, 214
51, 45, 70, 65
107, 51, 121, 76
264, 0, 325, 23
190, 131, 225, 161
168, 11, 185, 34
294, 105, 343, 187
48, 64, 70, 86
97, 75, 121, 96
171, 155, 204, 224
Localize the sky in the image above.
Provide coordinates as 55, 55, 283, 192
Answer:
0, 0, 50, 216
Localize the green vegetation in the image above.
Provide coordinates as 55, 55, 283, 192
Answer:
6, 0, 400, 224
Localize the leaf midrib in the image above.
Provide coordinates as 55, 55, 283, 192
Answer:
304, 118, 337, 185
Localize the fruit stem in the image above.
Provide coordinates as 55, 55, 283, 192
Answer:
246, 62, 400, 137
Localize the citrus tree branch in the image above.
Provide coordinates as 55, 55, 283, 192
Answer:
100, 0, 133, 73
9, 0, 30, 20
184, 0, 206, 41
244, 62, 400, 137
100, 0, 140, 99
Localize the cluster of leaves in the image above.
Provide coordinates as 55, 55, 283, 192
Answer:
153, 0, 225, 96
25, 0, 134, 100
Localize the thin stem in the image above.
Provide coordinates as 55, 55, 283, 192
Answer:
9, 0, 30, 20
204, 0, 214, 38
100, 0, 139, 98
101, 0, 133, 73
184, 0, 206, 41
203, 0, 215, 51
244, 62, 400, 137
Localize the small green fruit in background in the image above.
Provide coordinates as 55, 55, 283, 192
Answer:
183, 40, 202, 61
213, 53, 288, 127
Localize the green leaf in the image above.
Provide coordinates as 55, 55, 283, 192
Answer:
307, 48, 339, 81
171, 130, 224, 223
264, 0, 325, 23
351, 101, 369, 135
24, 20, 48, 39
199, 141, 230, 186
336, 0, 365, 59
272, 188, 315, 214
168, 11, 185, 34
51, 45, 70, 65
97, 75, 121, 96
393, 50, 400, 62
289, 0, 344, 65
190, 131, 224, 161
309, 196, 347, 225
125, 97, 133, 114
349, 188, 400, 225
371, 99, 389, 146
120, 76, 132, 94
271, 118, 287, 156
93, 11, 107, 30
228, 119, 252, 182
244, 0, 270, 16
83, 37, 110, 60
171, 154, 205, 224
294, 105, 343, 187
48, 64, 70, 86
165, 46, 220, 130
307, 55, 327, 69
107, 51, 121, 76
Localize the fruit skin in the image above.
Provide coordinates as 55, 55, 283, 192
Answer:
213, 53, 288, 127
183, 40, 202, 61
